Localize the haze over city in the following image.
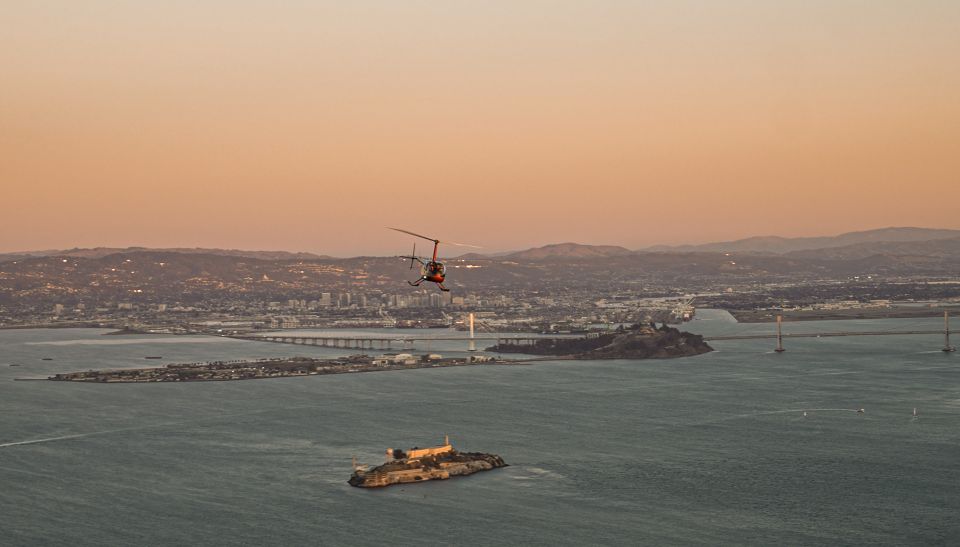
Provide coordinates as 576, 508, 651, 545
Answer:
3, 1, 959, 255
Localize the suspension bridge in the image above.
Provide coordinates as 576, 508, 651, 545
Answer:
229, 311, 956, 353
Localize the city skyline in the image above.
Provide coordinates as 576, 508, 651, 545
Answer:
4, 1, 959, 255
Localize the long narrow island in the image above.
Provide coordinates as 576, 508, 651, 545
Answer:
47, 354, 502, 383
47, 325, 711, 383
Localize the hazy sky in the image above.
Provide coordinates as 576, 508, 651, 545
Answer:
3, 1, 959, 255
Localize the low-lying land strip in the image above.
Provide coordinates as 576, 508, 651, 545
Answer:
48, 355, 505, 383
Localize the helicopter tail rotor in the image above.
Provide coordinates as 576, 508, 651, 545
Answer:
445, 240, 483, 249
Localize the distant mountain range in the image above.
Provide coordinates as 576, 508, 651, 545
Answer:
784, 237, 960, 260
462, 227, 960, 261
2, 227, 959, 266
641, 227, 960, 255
3, 227, 960, 306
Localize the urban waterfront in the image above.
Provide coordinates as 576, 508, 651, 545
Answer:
1, 311, 958, 545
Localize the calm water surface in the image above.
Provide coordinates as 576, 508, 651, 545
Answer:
1, 310, 958, 546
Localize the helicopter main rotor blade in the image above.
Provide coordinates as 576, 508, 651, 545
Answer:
387, 227, 482, 249
387, 227, 438, 243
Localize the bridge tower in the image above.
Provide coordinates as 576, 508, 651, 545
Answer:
944, 311, 956, 353
774, 315, 786, 353
468, 312, 477, 352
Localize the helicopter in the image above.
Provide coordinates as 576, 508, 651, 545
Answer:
388, 227, 480, 292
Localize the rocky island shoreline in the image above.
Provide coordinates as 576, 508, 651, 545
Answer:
349, 437, 507, 488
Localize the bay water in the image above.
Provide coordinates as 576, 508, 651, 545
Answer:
1, 310, 958, 545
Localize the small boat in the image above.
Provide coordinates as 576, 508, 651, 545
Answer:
41, 358, 54, 361
144, 356, 163, 360
913, 408, 918, 418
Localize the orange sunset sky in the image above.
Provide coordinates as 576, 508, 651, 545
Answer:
2, 1, 959, 256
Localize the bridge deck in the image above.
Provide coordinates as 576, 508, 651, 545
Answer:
233, 329, 950, 344
706, 330, 946, 341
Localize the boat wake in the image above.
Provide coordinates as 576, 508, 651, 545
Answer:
703, 408, 863, 424
0, 404, 325, 450
509, 466, 565, 482
0, 432, 106, 448
771, 408, 861, 414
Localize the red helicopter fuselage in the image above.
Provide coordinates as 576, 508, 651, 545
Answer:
423, 261, 445, 283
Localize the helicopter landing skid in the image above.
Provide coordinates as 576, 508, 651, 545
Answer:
407, 278, 450, 292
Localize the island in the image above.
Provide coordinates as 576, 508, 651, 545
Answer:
47, 354, 503, 383
349, 436, 507, 488
486, 323, 712, 359
44, 325, 711, 384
